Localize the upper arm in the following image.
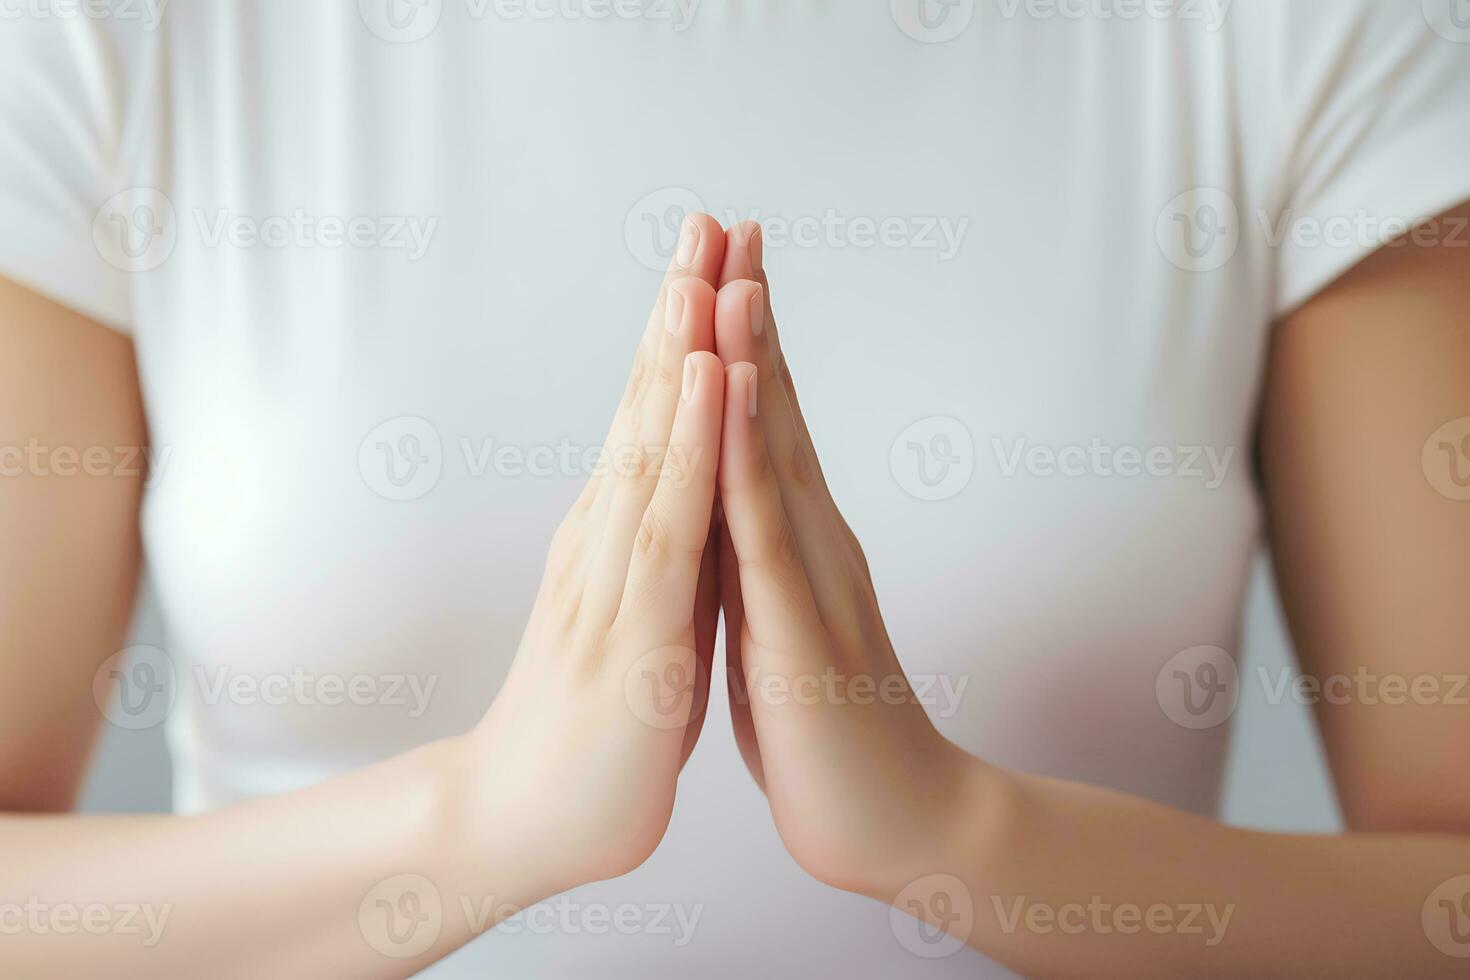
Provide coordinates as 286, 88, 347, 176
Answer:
0, 275, 146, 812
1260, 204, 1470, 834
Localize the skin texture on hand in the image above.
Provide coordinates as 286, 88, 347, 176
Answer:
0, 219, 736, 979
465, 215, 731, 893
705, 212, 1470, 979
710, 224, 984, 899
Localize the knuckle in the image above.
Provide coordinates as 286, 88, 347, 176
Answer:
635, 505, 672, 559
550, 513, 583, 559
787, 441, 818, 490
773, 517, 804, 570
567, 488, 595, 522
661, 445, 703, 489
636, 499, 706, 567
774, 351, 793, 389
610, 442, 654, 480
631, 445, 659, 480
538, 560, 582, 630
624, 345, 653, 408
734, 524, 805, 590
748, 439, 776, 488
654, 357, 681, 392
552, 582, 582, 629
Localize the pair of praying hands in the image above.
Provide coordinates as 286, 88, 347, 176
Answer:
468, 215, 982, 927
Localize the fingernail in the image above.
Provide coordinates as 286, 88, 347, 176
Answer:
665, 285, 686, 334
750, 286, 765, 337
749, 227, 763, 273
676, 219, 699, 267
746, 368, 758, 418
681, 355, 698, 403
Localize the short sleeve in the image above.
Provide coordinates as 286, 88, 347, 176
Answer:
0, 17, 143, 332
1269, 2, 1470, 318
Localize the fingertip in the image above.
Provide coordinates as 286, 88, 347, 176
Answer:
674, 275, 718, 307
714, 280, 765, 358
720, 221, 764, 284
686, 212, 726, 239
683, 350, 725, 400
675, 212, 728, 282
724, 362, 758, 421
716, 278, 763, 311
729, 220, 760, 240
667, 277, 718, 347
687, 349, 724, 371
729, 220, 762, 257
724, 359, 756, 382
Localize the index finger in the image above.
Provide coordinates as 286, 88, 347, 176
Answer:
575, 212, 727, 514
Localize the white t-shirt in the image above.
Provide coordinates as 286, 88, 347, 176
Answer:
3, 2, 1469, 976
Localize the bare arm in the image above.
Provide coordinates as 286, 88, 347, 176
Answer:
0, 212, 730, 977
0, 277, 144, 813
712, 214, 1470, 977
1260, 205, 1470, 836
0, 279, 551, 977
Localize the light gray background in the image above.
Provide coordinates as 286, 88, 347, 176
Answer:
81, 554, 1343, 834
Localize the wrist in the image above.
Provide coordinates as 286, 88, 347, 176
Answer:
865, 745, 1015, 905
436, 728, 569, 914
944, 753, 1019, 889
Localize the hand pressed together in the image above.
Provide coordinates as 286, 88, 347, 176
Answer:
472, 215, 981, 905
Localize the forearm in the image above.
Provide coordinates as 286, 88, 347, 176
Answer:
0, 735, 552, 979
913, 759, 1469, 977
